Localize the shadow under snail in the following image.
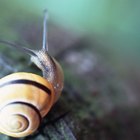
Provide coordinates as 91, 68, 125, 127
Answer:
0, 10, 64, 137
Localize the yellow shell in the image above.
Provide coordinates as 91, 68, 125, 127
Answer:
0, 72, 55, 137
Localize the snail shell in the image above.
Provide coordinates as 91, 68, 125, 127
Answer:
0, 72, 55, 137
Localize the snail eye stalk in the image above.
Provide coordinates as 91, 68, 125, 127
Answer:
0, 40, 37, 57
42, 9, 49, 52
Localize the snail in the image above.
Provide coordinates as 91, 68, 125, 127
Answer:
0, 10, 64, 137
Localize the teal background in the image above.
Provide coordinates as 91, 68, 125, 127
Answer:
0, 0, 139, 79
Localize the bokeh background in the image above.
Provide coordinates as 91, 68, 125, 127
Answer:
0, 0, 140, 140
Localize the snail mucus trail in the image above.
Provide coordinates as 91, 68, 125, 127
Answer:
0, 10, 64, 138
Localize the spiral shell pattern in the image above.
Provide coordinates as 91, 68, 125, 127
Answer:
0, 103, 41, 137
0, 72, 55, 137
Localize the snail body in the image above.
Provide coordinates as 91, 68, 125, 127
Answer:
0, 10, 64, 137
31, 50, 64, 102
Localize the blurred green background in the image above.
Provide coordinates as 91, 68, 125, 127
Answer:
0, 0, 140, 78
0, 0, 140, 139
